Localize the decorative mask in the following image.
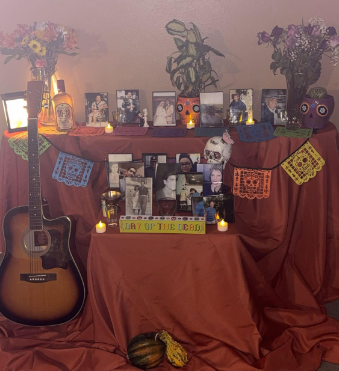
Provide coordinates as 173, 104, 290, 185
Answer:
176, 96, 200, 125
204, 131, 234, 169
300, 95, 335, 129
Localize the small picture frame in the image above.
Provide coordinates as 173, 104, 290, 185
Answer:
85, 93, 109, 127
191, 196, 204, 217
117, 90, 140, 124
143, 153, 167, 184
176, 172, 203, 212
229, 89, 253, 124
125, 177, 152, 216
261, 89, 287, 125
203, 196, 218, 224
203, 194, 235, 223
196, 163, 225, 196
108, 154, 133, 188
175, 153, 201, 173
152, 91, 176, 126
155, 163, 180, 201
200, 91, 224, 128
118, 162, 145, 197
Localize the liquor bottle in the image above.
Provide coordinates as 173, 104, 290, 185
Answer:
53, 80, 75, 131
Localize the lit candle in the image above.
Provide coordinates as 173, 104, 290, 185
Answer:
217, 219, 228, 232
187, 120, 195, 130
96, 220, 106, 233
105, 123, 113, 133
246, 117, 254, 125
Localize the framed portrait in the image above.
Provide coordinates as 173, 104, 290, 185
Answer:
155, 163, 180, 201
191, 196, 204, 217
118, 162, 145, 197
142, 153, 167, 185
125, 177, 152, 216
152, 91, 176, 126
197, 163, 225, 196
107, 154, 133, 189
261, 89, 287, 126
203, 194, 234, 224
203, 196, 219, 224
117, 90, 140, 124
176, 153, 200, 173
176, 172, 203, 212
229, 89, 253, 124
200, 91, 224, 128
85, 92, 109, 127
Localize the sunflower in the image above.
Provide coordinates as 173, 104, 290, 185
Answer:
36, 46, 46, 56
28, 39, 42, 52
21, 35, 30, 45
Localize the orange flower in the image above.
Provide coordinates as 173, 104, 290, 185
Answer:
42, 22, 58, 42
64, 29, 78, 50
14, 24, 31, 38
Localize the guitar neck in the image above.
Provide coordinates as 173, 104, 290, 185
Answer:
27, 118, 43, 230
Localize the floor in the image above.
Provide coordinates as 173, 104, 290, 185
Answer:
318, 300, 339, 370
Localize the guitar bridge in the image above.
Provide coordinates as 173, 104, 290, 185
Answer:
20, 273, 57, 283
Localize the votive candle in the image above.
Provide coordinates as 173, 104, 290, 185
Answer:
246, 118, 254, 125
96, 220, 106, 233
187, 120, 195, 130
105, 123, 113, 133
217, 219, 228, 232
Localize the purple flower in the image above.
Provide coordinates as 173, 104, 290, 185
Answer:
329, 35, 339, 48
271, 26, 283, 38
257, 31, 270, 45
287, 24, 298, 37
311, 25, 321, 36
285, 36, 297, 48
327, 27, 337, 36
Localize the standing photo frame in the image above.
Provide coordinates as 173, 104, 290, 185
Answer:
229, 89, 253, 124
261, 89, 287, 126
107, 154, 133, 189
152, 91, 176, 126
200, 91, 224, 128
85, 92, 109, 127
117, 90, 140, 124
176, 172, 203, 212
125, 177, 152, 216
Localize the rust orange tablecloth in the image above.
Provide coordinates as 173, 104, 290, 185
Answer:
0, 124, 339, 370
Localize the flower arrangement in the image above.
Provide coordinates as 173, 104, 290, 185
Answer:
257, 17, 339, 128
0, 21, 78, 71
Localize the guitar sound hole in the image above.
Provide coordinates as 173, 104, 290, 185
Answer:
22, 228, 50, 255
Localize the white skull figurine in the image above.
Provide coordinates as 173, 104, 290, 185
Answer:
204, 131, 234, 168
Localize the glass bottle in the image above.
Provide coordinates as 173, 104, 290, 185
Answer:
53, 80, 75, 131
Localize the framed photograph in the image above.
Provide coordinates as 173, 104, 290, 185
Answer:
108, 154, 133, 163
155, 163, 180, 201
203, 194, 234, 223
176, 172, 203, 212
85, 92, 109, 127
203, 196, 218, 224
176, 153, 200, 173
108, 154, 133, 188
197, 163, 226, 196
117, 90, 140, 124
125, 177, 152, 216
118, 162, 145, 197
261, 89, 287, 126
152, 91, 176, 126
229, 89, 253, 124
143, 153, 167, 184
192, 196, 204, 217
200, 91, 224, 128
1, 91, 28, 133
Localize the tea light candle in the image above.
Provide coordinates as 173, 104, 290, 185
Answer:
217, 219, 228, 232
246, 118, 254, 125
105, 123, 113, 133
96, 220, 106, 233
187, 120, 195, 130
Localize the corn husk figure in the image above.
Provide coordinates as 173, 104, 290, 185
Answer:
156, 330, 188, 368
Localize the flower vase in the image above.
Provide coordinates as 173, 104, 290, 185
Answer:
284, 76, 309, 130
31, 64, 56, 126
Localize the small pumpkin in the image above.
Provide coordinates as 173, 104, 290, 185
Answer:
127, 332, 166, 370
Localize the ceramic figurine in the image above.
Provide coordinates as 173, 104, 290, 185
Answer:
143, 109, 149, 127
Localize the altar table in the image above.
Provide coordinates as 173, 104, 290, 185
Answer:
0, 123, 339, 370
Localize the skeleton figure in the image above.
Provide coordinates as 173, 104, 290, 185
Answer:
204, 131, 234, 169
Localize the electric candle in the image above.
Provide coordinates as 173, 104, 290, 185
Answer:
217, 219, 228, 232
105, 123, 113, 133
96, 220, 106, 233
246, 117, 254, 125
187, 120, 195, 130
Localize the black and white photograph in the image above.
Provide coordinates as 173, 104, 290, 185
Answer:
118, 162, 145, 197
155, 163, 180, 201
200, 91, 224, 128
175, 153, 200, 173
142, 153, 167, 185
125, 177, 152, 216
192, 196, 204, 217
108, 154, 133, 188
176, 173, 203, 212
203, 194, 235, 223
261, 89, 287, 125
117, 90, 140, 124
85, 92, 109, 127
152, 91, 176, 126
229, 89, 253, 124
197, 163, 228, 196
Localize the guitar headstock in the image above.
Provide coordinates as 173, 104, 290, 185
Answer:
26, 81, 44, 119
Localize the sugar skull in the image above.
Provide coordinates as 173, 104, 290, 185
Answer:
176, 96, 200, 125
204, 132, 234, 169
300, 95, 335, 129
243, 171, 260, 193
65, 161, 81, 180
292, 152, 312, 173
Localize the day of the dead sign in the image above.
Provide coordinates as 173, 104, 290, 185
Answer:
119, 216, 205, 234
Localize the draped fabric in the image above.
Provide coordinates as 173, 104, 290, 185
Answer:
0, 123, 338, 370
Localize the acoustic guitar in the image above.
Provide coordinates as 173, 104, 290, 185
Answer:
0, 81, 86, 326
